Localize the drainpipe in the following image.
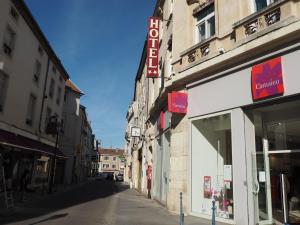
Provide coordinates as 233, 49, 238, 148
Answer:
38, 57, 50, 134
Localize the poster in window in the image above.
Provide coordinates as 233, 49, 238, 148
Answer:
204, 176, 212, 198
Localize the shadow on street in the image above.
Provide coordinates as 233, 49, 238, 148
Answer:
0, 180, 128, 225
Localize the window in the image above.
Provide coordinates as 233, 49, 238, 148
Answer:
113, 157, 116, 161
56, 87, 62, 105
103, 164, 109, 169
45, 107, 52, 129
3, 26, 16, 57
254, 0, 278, 11
195, 4, 215, 43
52, 66, 56, 74
49, 79, 55, 98
0, 72, 8, 112
26, 94, 37, 126
10, 7, 19, 22
104, 156, 109, 161
33, 60, 41, 85
191, 113, 234, 220
38, 45, 44, 56
112, 165, 116, 169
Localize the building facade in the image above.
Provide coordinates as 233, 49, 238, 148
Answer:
98, 148, 125, 176
126, 0, 300, 224
0, 0, 68, 196
59, 80, 84, 185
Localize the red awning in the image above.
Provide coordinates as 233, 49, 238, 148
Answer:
0, 129, 66, 158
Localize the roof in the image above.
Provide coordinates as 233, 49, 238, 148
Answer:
12, 0, 69, 81
66, 80, 84, 95
98, 148, 125, 156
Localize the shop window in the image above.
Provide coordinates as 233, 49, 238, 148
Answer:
254, 0, 278, 11
195, 4, 215, 43
0, 72, 8, 112
26, 94, 37, 126
191, 113, 234, 220
3, 25, 16, 57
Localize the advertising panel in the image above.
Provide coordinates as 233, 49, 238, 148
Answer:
251, 57, 284, 100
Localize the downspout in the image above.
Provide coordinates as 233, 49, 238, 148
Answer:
38, 57, 50, 134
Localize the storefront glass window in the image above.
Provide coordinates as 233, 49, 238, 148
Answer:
247, 100, 300, 224
191, 113, 234, 220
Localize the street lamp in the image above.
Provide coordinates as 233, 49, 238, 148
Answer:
45, 115, 61, 194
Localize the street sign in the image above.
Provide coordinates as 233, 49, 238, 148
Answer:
131, 127, 141, 137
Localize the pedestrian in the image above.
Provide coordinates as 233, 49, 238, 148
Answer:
146, 165, 152, 199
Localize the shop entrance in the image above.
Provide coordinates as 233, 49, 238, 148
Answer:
246, 99, 300, 225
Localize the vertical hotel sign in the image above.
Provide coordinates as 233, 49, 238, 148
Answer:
147, 17, 160, 78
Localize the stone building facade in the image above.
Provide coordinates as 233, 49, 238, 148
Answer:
125, 0, 300, 224
0, 0, 68, 193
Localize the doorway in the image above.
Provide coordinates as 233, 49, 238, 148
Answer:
246, 99, 300, 225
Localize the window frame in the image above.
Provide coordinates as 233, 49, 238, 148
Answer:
10, 6, 19, 23
56, 86, 62, 105
33, 60, 42, 85
26, 94, 37, 126
253, 0, 278, 12
3, 25, 16, 57
48, 79, 55, 98
0, 72, 9, 113
195, 5, 215, 43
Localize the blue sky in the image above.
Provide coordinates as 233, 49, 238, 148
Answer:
25, 0, 156, 148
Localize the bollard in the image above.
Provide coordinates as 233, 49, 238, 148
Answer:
179, 192, 184, 225
212, 200, 216, 225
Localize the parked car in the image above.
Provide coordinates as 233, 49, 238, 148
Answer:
106, 173, 114, 180
115, 173, 124, 182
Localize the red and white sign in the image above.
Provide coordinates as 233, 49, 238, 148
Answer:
204, 176, 212, 198
147, 17, 160, 78
251, 57, 284, 101
168, 92, 188, 114
159, 111, 164, 130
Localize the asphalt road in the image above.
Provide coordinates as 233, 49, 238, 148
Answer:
0, 180, 215, 225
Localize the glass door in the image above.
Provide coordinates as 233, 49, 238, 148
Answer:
246, 99, 300, 225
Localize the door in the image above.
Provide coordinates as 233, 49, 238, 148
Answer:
246, 99, 300, 225
161, 131, 171, 204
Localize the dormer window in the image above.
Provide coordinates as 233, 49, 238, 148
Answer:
195, 3, 215, 43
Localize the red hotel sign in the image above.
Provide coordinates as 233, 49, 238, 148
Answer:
251, 57, 284, 101
168, 92, 188, 114
147, 17, 160, 78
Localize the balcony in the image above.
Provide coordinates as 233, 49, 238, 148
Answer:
233, 0, 298, 43
175, 36, 218, 71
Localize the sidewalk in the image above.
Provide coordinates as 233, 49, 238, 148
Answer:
0, 180, 91, 217
119, 187, 228, 225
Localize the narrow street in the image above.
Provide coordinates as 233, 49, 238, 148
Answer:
0, 181, 214, 225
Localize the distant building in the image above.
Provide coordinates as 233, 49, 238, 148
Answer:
59, 80, 84, 185
98, 148, 125, 175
